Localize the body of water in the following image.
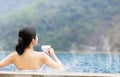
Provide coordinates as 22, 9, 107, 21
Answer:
0, 52, 120, 73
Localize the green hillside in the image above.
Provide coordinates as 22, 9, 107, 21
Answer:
0, 0, 120, 52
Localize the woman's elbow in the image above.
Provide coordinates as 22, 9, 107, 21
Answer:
55, 63, 65, 72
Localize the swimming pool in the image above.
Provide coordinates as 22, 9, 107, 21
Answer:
0, 52, 120, 73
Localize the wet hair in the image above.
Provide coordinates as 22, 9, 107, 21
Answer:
15, 27, 36, 55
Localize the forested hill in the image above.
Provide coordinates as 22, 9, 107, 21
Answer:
0, 0, 120, 52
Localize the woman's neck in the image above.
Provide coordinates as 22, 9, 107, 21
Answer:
25, 46, 34, 52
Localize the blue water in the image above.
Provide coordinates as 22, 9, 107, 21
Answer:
0, 52, 120, 73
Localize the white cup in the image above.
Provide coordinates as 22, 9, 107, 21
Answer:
41, 45, 51, 53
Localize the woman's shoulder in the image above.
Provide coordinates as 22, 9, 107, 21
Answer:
4, 52, 18, 62
34, 51, 48, 58
35, 51, 46, 55
9, 52, 18, 57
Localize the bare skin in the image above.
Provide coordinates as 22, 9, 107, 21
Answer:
0, 36, 64, 72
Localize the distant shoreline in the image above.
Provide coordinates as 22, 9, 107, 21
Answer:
56, 51, 120, 55
1, 50, 120, 55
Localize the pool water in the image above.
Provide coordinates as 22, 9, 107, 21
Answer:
0, 52, 120, 73
58, 52, 120, 73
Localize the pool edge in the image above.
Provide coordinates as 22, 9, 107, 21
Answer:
0, 71, 119, 77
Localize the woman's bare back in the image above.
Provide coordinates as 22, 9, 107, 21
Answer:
13, 51, 44, 70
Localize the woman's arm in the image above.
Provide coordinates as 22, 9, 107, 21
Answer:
0, 52, 15, 68
42, 48, 65, 72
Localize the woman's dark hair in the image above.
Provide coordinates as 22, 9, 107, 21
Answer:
15, 27, 36, 55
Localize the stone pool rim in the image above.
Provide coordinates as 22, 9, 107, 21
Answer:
0, 71, 120, 77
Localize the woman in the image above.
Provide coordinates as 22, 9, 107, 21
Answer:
0, 27, 64, 72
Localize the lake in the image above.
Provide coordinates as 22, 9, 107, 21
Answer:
0, 51, 120, 73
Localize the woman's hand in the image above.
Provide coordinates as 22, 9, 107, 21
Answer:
48, 48, 55, 56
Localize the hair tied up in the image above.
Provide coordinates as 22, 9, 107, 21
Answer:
18, 37, 23, 43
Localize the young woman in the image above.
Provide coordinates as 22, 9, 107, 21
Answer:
0, 27, 64, 72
